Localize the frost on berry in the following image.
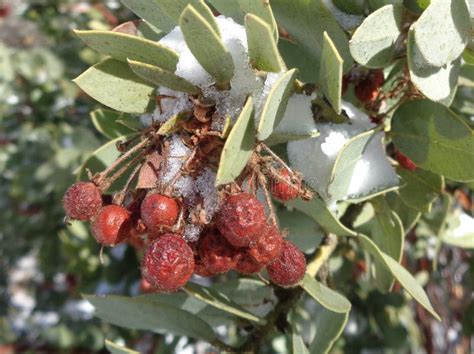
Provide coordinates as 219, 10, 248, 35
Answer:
248, 225, 284, 265
234, 252, 262, 275
395, 150, 417, 171
271, 169, 300, 201
141, 234, 194, 292
266, 240, 306, 287
216, 193, 267, 247
62, 182, 102, 221
199, 231, 239, 274
91, 205, 131, 246
140, 193, 180, 231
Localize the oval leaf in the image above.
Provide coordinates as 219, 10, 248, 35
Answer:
245, 14, 285, 72
128, 59, 200, 94
216, 97, 255, 185
292, 333, 310, 354
73, 59, 155, 113
179, 5, 234, 84
349, 4, 403, 68
84, 294, 217, 343
257, 69, 297, 140
358, 234, 441, 320
90, 109, 136, 139
391, 100, 474, 182
300, 274, 352, 313
121, 0, 176, 32
413, 0, 470, 67
308, 308, 349, 354
74, 30, 178, 71
320, 31, 343, 113
407, 30, 460, 106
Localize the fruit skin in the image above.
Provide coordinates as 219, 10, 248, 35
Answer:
266, 240, 306, 287
234, 252, 262, 275
199, 231, 239, 274
91, 205, 132, 245
62, 182, 102, 221
140, 194, 180, 231
395, 150, 417, 171
248, 225, 284, 264
271, 169, 300, 201
141, 234, 194, 292
216, 193, 267, 247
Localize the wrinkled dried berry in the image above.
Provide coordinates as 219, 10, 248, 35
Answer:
266, 240, 306, 287
248, 225, 284, 264
355, 70, 384, 104
141, 194, 180, 231
271, 169, 300, 201
199, 231, 239, 274
63, 182, 102, 221
141, 234, 194, 292
395, 150, 417, 171
234, 252, 263, 275
91, 205, 131, 245
216, 193, 267, 247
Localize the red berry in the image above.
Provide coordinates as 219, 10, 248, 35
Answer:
234, 252, 263, 275
91, 205, 131, 246
248, 225, 284, 264
199, 231, 239, 274
62, 182, 102, 221
139, 278, 154, 293
271, 169, 300, 201
395, 150, 417, 171
140, 194, 180, 231
0, 5, 10, 18
141, 234, 194, 292
266, 240, 306, 287
216, 193, 267, 247
355, 70, 384, 104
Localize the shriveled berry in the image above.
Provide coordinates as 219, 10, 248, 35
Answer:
234, 252, 263, 275
62, 182, 102, 221
271, 169, 300, 201
248, 225, 284, 264
355, 70, 384, 104
266, 240, 306, 287
141, 234, 194, 292
141, 194, 180, 231
199, 231, 239, 274
216, 193, 267, 247
395, 150, 417, 171
91, 205, 131, 245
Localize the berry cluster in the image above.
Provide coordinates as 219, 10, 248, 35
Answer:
62, 97, 311, 292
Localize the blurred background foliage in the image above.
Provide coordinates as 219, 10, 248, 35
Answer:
0, 1, 473, 353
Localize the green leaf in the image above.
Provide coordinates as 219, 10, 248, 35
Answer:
257, 69, 297, 140
412, 0, 470, 67
179, 5, 234, 84
292, 333, 310, 354
391, 100, 474, 182
300, 274, 351, 313
407, 30, 460, 106
84, 294, 217, 342
327, 130, 377, 202
121, 0, 176, 32
462, 47, 474, 65
245, 14, 285, 72
105, 340, 139, 354
207, 0, 245, 23
74, 30, 178, 71
333, 0, 366, 15
73, 59, 155, 113
157, 112, 189, 135
271, 0, 352, 76
403, 0, 430, 14
386, 192, 421, 233
349, 4, 403, 68
358, 234, 441, 320
308, 309, 349, 354
278, 38, 319, 83
90, 109, 136, 139
320, 32, 343, 114
216, 97, 255, 186
370, 197, 405, 292
264, 131, 320, 146
278, 208, 324, 253
183, 282, 263, 324
397, 167, 444, 213
128, 59, 200, 94
237, 0, 278, 41
287, 198, 357, 237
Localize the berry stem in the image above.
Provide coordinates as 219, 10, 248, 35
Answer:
100, 150, 146, 193
113, 162, 143, 206
257, 172, 278, 226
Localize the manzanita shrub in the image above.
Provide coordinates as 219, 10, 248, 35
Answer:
64, 0, 473, 352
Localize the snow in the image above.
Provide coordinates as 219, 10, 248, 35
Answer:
274, 94, 318, 135
287, 101, 398, 204
153, 16, 264, 125
195, 168, 220, 222
161, 135, 192, 185
184, 224, 202, 242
